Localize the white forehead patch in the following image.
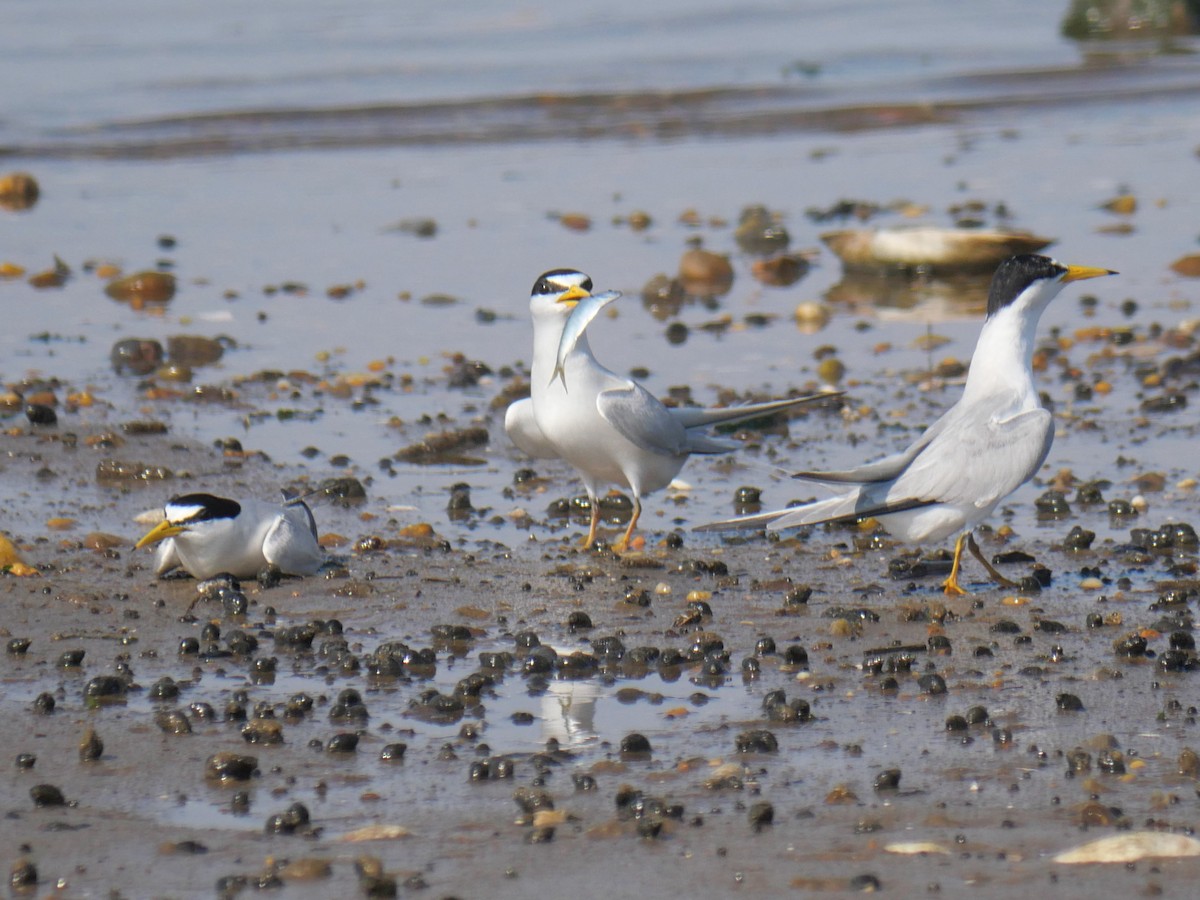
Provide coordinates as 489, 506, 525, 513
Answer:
165, 502, 208, 524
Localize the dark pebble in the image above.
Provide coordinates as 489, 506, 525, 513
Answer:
264, 802, 311, 835
205, 752, 258, 782
1035, 619, 1068, 635
918, 673, 947, 695
327, 733, 359, 754
379, 743, 407, 763
431, 623, 474, 642
735, 485, 762, 504
25, 404, 57, 426
620, 733, 652, 756
735, 729, 779, 753
873, 769, 901, 791
1113, 633, 1148, 657
782, 645, 809, 668
1140, 393, 1187, 413
30, 784, 66, 807
965, 705, 990, 725
149, 677, 180, 701
1098, 749, 1126, 775
57, 649, 85, 668
1063, 526, 1095, 550
566, 611, 592, 631
1034, 490, 1071, 517
83, 674, 127, 703
1056, 693, 1085, 711
9, 860, 37, 889
747, 801, 774, 831
784, 585, 812, 607
155, 709, 192, 735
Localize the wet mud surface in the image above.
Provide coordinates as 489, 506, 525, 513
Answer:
5, 337, 1200, 897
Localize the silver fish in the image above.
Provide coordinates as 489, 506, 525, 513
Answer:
550, 289, 621, 391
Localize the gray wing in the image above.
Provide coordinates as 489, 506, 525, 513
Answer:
698, 406, 1051, 534
597, 384, 692, 457
881, 406, 1052, 509
695, 495, 935, 532
793, 443, 925, 485
792, 397, 958, 484
504, 398, 561, 460
670, 393, 836, 430
263, 508, 324, 576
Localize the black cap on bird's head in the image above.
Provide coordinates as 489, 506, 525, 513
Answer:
532, 269, 593, 306
135, 493, 242, 550
986, 254, 1115, 318
165, 493, 242, 523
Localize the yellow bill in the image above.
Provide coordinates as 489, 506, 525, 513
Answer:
135, 519, 186, 550
1062, 264, 1117, 283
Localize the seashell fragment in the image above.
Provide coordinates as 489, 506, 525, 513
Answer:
821, 227, 1054, 272
1054, 831, 1200, 864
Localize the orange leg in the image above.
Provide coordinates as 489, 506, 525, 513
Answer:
941, 532, 969, 596
966, 533, 1019, 588
612, 497, 642, 554
582, 500, 601, 549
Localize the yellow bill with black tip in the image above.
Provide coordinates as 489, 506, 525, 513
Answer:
135, 519, 186, 549
1062, 265, 1117, 283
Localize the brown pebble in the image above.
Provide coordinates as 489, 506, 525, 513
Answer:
1170, 254, 1200, 278
679, 248, 733, 295
105, 271, 176, 306
825, 784, 858, 804
0, 171, 40, 211
166, 335, 224, 366
279, 858, 333, 881
1101, 194, 1137, 215
79, 728, 103, 762
559, 213, 591, 232
1179, 747, 1200, 778
750, 254, 810, 287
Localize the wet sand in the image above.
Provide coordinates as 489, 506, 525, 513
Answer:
5, 319, 1200, 897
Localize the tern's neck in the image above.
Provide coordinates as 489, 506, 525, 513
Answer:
961, 301, 1042, 405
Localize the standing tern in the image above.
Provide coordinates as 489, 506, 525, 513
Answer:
697, 254, 1115, 594
505, 268, 832, 551
135, 492, 324, 580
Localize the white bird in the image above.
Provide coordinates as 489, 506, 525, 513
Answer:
505, 268, 831, 552
135, 492, 324, 580
697, 254, 1115, 594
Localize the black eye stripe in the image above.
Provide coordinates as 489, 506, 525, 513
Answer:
166, 492, 242, 523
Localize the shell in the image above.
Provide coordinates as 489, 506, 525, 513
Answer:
821, 227, 1054, 272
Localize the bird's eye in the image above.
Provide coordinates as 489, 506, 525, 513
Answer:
581, 277, 593, 292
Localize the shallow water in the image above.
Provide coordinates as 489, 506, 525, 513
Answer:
4, 2, 1200, 897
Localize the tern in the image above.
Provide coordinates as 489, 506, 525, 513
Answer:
697, 254, 1115, 594
135, 492, 324, 580
505, 268, 831, 551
